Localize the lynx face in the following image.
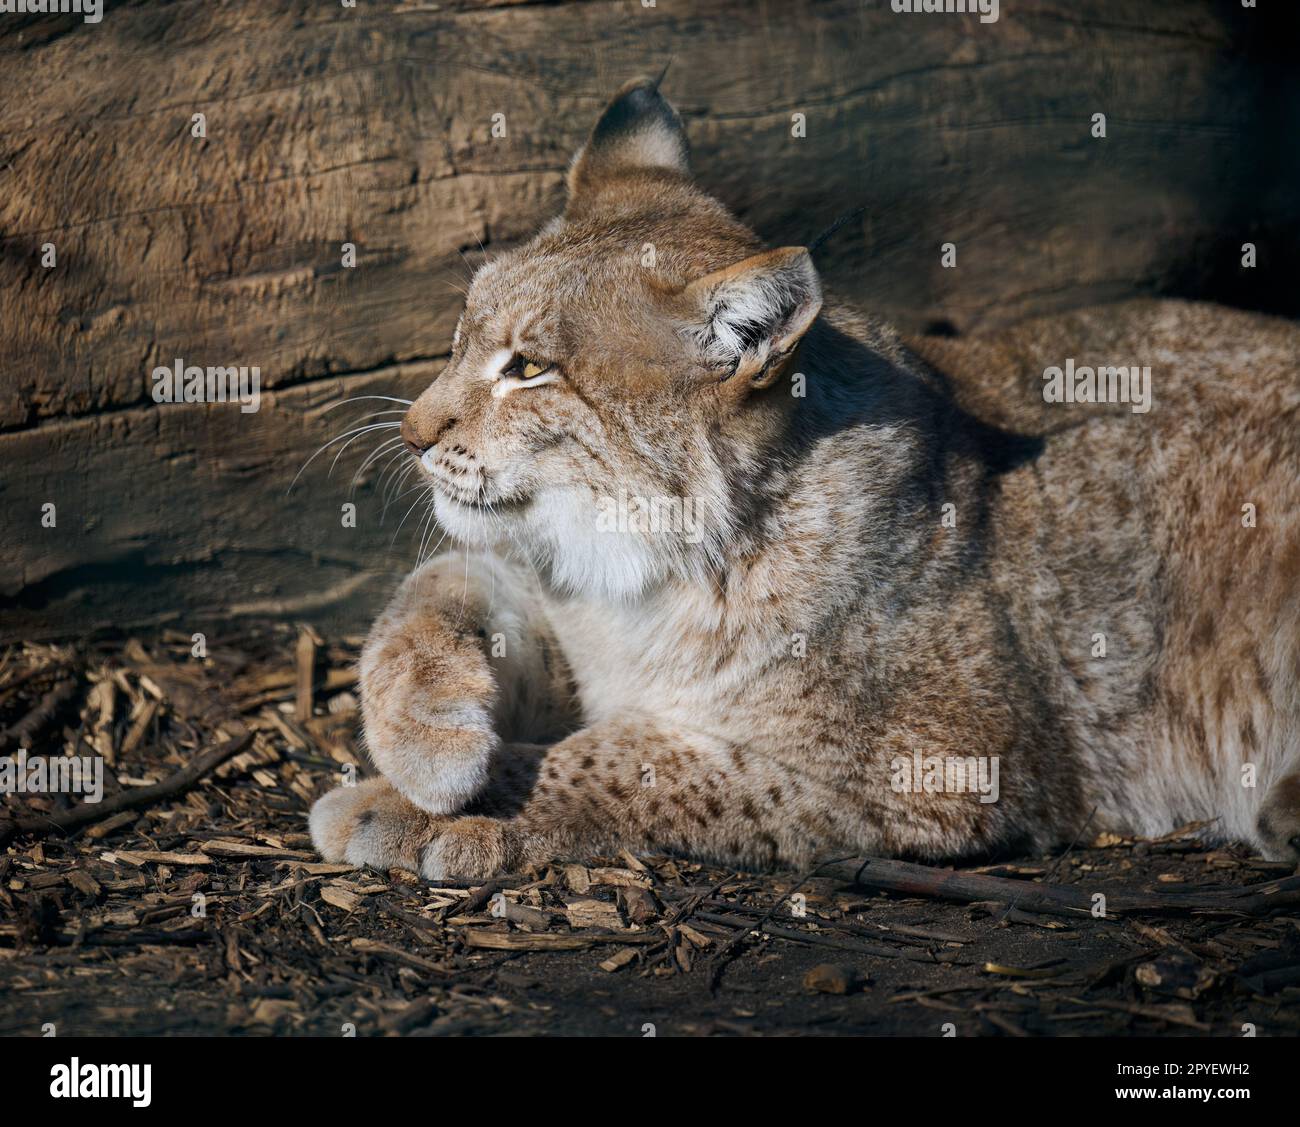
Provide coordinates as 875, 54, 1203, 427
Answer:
401, 78, 822, 599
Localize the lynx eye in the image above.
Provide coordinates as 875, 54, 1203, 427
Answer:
502, 354, 552, 381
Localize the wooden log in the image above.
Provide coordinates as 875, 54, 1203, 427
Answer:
821, 857, 1300, 918
1, 0, 1294, 638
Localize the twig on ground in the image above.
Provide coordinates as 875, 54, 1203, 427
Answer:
694, 911, 970, 964
706, 854, 855, 992
822, 857, 1300, 918
997, 804, 1096, 924
0, 679, 77, 753
0, 726, 252, 848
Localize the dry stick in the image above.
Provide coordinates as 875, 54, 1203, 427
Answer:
0, 726, 253, 848
820, 857, 1300, 918
632, 872, 745, 975
0, 658, 70, 702
699, 896, 955, 949
661, 871, 743, 932
294, 626, 320, 725
55, 928, 214, 948
0, 679, 77, 753
706, 854, 856, 992
457, 880, 503, 918
694, 911, 969, 965
996, 804, 1097, 925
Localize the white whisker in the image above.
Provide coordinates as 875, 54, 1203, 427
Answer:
367, 448, 411, 503
381, 462, 419, 516
460, 540, 474, 617
382, 479, 426, 522
417, 503, 440, 567
390, 486, 432, 547
289, 421, 400, 494
327, 422, 401, 476
319, 396, 414, 412
348, 436, 406, 495
421, 525, 450, 569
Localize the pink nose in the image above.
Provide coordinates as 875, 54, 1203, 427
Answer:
400, 416, 427, 456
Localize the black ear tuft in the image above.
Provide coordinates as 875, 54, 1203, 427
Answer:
567, 75, 690, 200
590, 80, 676, 150
683, 247, 823, 393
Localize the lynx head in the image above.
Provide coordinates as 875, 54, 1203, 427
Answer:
402, 76, 823, 599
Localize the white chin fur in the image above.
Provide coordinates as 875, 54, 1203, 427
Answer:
432, 491, 499, 547
435, 487, 686, 602
517, 490, 667, 601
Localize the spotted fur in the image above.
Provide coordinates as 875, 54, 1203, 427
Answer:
310, 78, 1300, 878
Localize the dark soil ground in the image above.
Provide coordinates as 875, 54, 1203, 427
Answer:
2, 623, 1298, 1037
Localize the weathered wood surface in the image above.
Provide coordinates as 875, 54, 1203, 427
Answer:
1, 0, 1295, 641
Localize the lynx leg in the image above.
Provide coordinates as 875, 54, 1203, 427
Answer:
407, 721, 863, 879
352, 550, 576, 816
310, 724, 817, 879
313, 719, 1028, 880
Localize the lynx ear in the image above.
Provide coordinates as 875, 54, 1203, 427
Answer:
683, 247, 822, 393
567, 74, 689, 202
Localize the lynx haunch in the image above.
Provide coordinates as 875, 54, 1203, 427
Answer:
311, 77, 1300, 879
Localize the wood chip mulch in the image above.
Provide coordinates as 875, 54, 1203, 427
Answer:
2, 624, 1298, 1037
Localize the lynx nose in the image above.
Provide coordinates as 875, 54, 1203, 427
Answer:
401, 416, 427, 456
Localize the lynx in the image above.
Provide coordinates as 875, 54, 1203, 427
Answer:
310, 77, 1300, 879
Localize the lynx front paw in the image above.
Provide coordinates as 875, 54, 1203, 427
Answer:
309, 778, 521, 879
419, 816, 521, 880
360, 572, 500, 815
1257, 771, 1300, 863
309, 778, 444, 872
